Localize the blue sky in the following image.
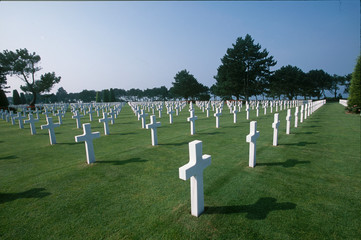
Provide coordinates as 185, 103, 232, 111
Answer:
0, 1, 359, 96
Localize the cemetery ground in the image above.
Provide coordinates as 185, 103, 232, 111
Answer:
0, 102, 360, 239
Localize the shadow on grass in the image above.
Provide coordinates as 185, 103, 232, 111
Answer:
197, 132, 223, 135
57, 142, 78, 146
257, 159, 310, 168
280, 141, 317, 146
110, 132, 136, 136
0, 188, 51, 204
296, 132, 317, 135
159, 141, 188, 146
205, 197, 296, 220
97, 157, 147, 165
0, 155, 18, 160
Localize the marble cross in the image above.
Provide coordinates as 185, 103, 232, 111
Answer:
41, 117, 60, 145
294, 106, 299, 128
99, 112, 111, 135
14, 113, 25, 129
24, 113, 39, 135
146, 115, 161, 146
139, 110, 148, 129
75, 123, 100, 164
187, 109, 198, 135
168, 108, 174, 124
233, 106, 238, 123
214, 108, 222, 128
179, 140, 211, 217
272, 113, 280, 146
286, 109, 292, 135
72, 110, 84, 129
246, 121, 260, 168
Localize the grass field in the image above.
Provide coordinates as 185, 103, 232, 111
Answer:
0, 102, 360, 239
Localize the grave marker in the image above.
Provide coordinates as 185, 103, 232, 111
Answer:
187, 109, 198, 135
99, 112, 111, 135
179, 140, 211, 217
272, 113, 280, 146
24, 113, 39, 135
41, 117, 60, 145
146, 115, 161, 146
75, 123, 100, 164
286, 109, 291, 134
246, 121, 260, 168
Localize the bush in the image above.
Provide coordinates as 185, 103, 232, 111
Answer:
348, 56, 361, 111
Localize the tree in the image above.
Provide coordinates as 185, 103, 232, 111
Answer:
213, 34, 276, 100
109, 88, 116, 102
12, 90, 21, 105
306, 69, 332, 99
348, 55, 361, 109
268, 65, 305, 100
20, 92, 27, 104
56, 87, 68, 102
95, 91, 101, 103
328, 74, 345, 99
343, 73, 352, 94
102, 89, 110, 102
0, 89, 9, 108
79, 90, 96, 102
171, 69, 208, 100
0, 48, 61, 106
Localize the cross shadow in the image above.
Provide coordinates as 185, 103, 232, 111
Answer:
280, 142, 317, 146
0, 155, 18, 160
197, 132, 222, 135
257, 159, 310, 168
205, 197, 296, 220
97, 157, 147, 165
159, 141, 188, 146
57, 142, 78, 146
110, 132, 136, 136
296, 132, 316, 135
0, 188, 51, 204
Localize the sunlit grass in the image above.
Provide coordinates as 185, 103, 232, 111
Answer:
0, 102, 360, 239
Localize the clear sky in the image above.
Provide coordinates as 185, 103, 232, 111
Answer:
0, 1, 359, 96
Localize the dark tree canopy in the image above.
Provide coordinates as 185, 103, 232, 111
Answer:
12, 89, 21, 105
268, 65, 306, 100
170, 69, 208, 100
0, 48, 61, 105
212, 34, 276, 100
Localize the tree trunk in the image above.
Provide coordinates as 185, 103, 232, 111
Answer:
29, 91, 37, 106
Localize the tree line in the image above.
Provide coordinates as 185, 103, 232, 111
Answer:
0, 35, 356, 107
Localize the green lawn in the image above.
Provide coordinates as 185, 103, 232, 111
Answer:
0, 102, 360, 239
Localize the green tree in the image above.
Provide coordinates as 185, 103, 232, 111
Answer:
328, 74, 345, 99
348, 55, 361, 108
306, 69, 332, 99
343, 73, 352, 94
20, 92, 27, 104
109, 88, 116, 102
268, 65, 305, 100
213, 34, 276, 100
171, 69, 208, 100
95, 91, 101, 103
102, 89, 110, 102
12, 89, 21, 105
56, 87, 68, 102
79, 90, 96, 102
0, 48, 61, 106
0, 89, 9, 108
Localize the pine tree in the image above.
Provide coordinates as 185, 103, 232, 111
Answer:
109, 88, 116, 102
12, 89, 21, 105
96, 91, 101, 103
348, 55, 361, 111
0, 89, 9, 108
20, 92, 27, 104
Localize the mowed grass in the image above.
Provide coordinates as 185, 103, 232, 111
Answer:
0, 102, 360, 239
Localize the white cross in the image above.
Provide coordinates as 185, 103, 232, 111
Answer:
146, 115, 161, 146
179, 140, 211, 217
233, 106, 238, 123
108, 108, 116, 124
187, 109, 198, 135
24, 113, 39, 135
41, 117, 60, 145
99, 112, 111, 135
10, 111, 16, 125
294, 106, 299, 128
75, 123, 100, 164
214, 108, 222, 128
206, 104, 211, 118
304, 104, 308, 120
72, 110, 83, 129
54, 110, 63, 124
158, 108, 162, 118
246, 104, 250, 120
14, 113, 25, 129
286, 109, 292, 134
246, 121, 260, 168
272, 113, 280, 146
43, 108, 50, 118
168, 108, 174, 124
88, 107, 94, 121
139, 110, 148, 128
300, 105, 304, 123
256, 103, 259, 117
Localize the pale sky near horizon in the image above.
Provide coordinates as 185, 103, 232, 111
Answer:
0, 1, 359, 97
